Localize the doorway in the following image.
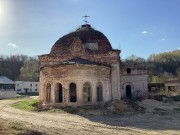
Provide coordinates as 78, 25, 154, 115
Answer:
69, 83, 77, 102
96, 83, 103, 102
126, 85, 132, 98
55, 83, 63, 103
83, 82, 91, 102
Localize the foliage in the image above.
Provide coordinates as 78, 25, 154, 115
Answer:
176, 67, 180, 80
125, 54, 145, 63
11, 99, 39, 111
147, 49, 180, 62
172, 96, 180, 101
0, 60, 23, 80
17, 59, 39, 81
0, 55, 39, 81
124, 49, 180, 83
151, 76, 164, 83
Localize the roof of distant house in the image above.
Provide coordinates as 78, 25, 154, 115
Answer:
0, 76, 15, 84
165, 80, 180, 83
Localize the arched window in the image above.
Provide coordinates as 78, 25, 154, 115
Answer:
55, 83, 63, 103
96, 83, 103, 102
69, 83, 77, 102
46, 83, 51, 103
126, 85, 132, 98
83, 82, 91, 102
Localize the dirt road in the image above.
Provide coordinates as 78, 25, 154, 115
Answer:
0, 98, 180, 135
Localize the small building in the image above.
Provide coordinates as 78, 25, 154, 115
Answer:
39, 23, 148, 106
165, 80, 180, 92
121, 63, 148, 99
15, 81, 39, 94
0, 76, 16, 99
148, 83, 164, 92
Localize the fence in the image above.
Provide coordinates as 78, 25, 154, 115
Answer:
0, 91, 17, 99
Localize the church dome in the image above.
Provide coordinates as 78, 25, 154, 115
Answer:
50, 24, 113, 55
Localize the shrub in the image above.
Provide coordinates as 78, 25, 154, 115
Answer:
172, 96, 180, 101
63, 107, 79, 114
153, 95, 168, 101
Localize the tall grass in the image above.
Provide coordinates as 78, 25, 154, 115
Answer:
11, 99, 38, 111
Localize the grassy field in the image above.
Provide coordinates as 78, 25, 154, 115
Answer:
11, 98, 38, 111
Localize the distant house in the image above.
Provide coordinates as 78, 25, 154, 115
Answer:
148, 83, 164, 92
121, 63, 148, 99
148, 80, 180, 94
165, 80, 180, 92
0, 76, 16, 99
15, 81, 39, 94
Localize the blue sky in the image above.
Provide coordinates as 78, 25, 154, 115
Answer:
0, 0, 180, 59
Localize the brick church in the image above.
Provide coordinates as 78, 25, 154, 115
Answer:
39, 23, 148, 106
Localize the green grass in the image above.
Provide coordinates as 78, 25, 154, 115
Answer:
11, 99, 39, 111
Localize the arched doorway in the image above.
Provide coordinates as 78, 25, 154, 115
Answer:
46, 83, 51, 103
126, 85, 132, 98
69, 83, 77, 102
96, 83, 103, 102
83, 82, 91, 102
55, 83, 63, 103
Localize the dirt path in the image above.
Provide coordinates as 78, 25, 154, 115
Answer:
0, 98, 180, 135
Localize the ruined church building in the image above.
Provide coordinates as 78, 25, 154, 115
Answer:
39, 22, 148, 106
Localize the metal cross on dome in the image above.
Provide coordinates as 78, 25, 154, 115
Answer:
82, 15, 90, 24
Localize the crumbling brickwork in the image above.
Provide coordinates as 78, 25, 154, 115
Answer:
39, 24, 121, 106
39, 24, 148, 106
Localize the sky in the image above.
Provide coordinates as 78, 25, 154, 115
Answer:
0, 0, 180, 59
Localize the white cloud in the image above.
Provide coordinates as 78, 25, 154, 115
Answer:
8, 43, 19, 49
142, 31, 148, 34
161, 38, 166, 41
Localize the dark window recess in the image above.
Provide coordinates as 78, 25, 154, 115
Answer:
69, 83, 77, 102
127, 68, 131, 74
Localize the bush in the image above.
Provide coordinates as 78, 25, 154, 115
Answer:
172, 96, 180, 101
153, 95, 168, 101
63, 107, 79, 114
